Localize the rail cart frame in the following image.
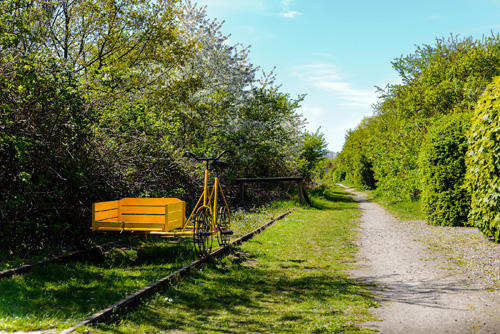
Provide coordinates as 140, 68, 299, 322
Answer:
92, 151, 234, 256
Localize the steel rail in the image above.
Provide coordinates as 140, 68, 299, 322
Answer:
59, 210, 292, 334
0, 241, 123, 279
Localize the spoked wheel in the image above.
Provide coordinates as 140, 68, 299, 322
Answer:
194, 206, 213, 257
217, 205, 232, 246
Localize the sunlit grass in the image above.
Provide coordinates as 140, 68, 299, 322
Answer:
365, 189, 425, 221
231, 198, 296, 236
83, 184, 378, 334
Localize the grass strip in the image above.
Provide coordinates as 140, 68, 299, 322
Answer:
84, 184, 378, 334
362, 189, 425, 221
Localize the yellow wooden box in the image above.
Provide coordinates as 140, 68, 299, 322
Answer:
92, 198, 185, 233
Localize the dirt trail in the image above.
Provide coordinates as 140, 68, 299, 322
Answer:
343, 185, 500, 333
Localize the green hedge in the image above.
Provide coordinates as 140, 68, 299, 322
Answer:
466, 76, 500, 240
419, 112, 472, 226
353, 154, 375, 190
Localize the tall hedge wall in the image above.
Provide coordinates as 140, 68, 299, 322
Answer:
419, 112, 472, 226
466, 76, 500, 241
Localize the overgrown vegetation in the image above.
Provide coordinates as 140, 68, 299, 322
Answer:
466, 76, 500, 241
419, 112, 471, 226
331, 34, 500, 238
0, 0, 327, 255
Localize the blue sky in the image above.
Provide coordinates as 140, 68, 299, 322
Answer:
194, 0, 500, 152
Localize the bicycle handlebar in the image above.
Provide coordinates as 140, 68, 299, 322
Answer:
185, 150, 235, 162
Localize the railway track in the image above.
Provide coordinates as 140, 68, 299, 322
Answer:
0, 241, 123, 279
59, 210, 292, 334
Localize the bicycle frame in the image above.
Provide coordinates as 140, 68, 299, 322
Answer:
185, 167, 231, 230
183, 151, 233, 256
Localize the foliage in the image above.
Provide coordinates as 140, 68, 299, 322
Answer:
0, 0, 310, 254
0, 3, 98, 252
43, 0, 188, 97
297, 128, 328, 180
230, 88, 305, 178
466, 76, 500, 241
388, 35, 500, 119
353, 153, 375, 190
336, 35, 500, 209
331, 118, 376, 190
372, 118, 428, 202
419, 112, 472, 226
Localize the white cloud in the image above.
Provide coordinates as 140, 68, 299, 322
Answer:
278, 0, 300, 18
293, 62, 377, 107
280, 10, 301, 18
290, 61, 378, 151
426, 14, 450, 20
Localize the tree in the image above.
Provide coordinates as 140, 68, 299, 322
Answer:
0, 0, 96, 251
228, 88, 306, 178
297, 128, 328, 179
0, 0, 310, 253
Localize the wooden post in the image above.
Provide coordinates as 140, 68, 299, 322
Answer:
301, 183, 312, 206
235, 177, 305, 205
240, 182, 245, 203
296, 181, 303, 206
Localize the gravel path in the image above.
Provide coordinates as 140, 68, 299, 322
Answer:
343, 185, 500, 333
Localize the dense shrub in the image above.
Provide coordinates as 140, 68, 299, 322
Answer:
0, 53, 97, 252
297, 129, 329, 180
419, 113, 472, 226
466, 76, 500, 240
371, 119, 427, 203
353, 154, 375, 190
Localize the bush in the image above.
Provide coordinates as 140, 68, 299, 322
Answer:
353, 154, 375, 190
466, 76, 500, 240
419, 112, 472, 226
0, 53, 98, 253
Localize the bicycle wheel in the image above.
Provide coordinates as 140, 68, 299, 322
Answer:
194, 206, 213, 257
217, 205, 232, 246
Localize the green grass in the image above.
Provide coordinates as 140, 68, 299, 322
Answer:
0, 234, 125, 272
0, 239, 198, 331
82, 184, 378, 334
0, 205, 293, 332
364, 190, 425, 221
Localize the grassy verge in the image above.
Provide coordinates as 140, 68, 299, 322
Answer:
333, 182, 424, 221
82, 184, 378, 334
364, 189, 425, 221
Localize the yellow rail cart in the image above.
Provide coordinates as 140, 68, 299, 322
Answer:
91, 151, 234, 257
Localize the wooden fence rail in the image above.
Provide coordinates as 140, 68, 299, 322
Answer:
234, 177, 312, 206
